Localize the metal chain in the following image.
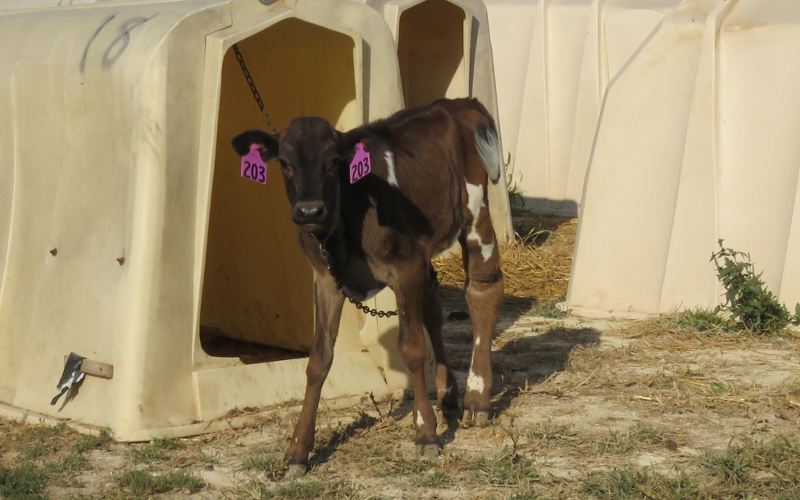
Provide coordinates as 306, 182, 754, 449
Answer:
316, 241, 399, 318
232, 44, 278, 133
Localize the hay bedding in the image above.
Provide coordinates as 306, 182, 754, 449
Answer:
434, 214, 577, 301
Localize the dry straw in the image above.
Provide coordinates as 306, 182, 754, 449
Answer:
434, 215, 577, 300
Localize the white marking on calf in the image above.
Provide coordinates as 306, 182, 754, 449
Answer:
385, 151, 398, 187
465, 182, 483, 220
468, 227, 495, 262
466, 350, 484, 394
474, 336, 481, 347
416, 410, 425, 428
465, 182, 494, 262
467, 369, 485, 394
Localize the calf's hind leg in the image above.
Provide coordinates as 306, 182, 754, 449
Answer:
460, 200, 504, 427
422, 265, 459, 423
394, 260, 440, 457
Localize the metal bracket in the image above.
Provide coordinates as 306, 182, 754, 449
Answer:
63, 355, 114, 379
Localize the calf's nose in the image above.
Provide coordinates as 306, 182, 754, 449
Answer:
293, 201, 326, 223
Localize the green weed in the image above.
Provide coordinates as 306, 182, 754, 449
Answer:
712, 241, 800, 333
528, 299, 567, 318
504, 153, 525, 211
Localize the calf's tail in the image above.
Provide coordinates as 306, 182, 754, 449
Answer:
474, 124, 502, 184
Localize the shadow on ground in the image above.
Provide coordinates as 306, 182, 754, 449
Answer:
308, 316, 600, 467
490, 326, 600, 417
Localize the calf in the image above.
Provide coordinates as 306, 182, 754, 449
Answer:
231, 98, 504, 477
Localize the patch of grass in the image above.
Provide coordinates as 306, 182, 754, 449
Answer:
72, 429, 112, 454
411, 470, 454, 488
116, 469, 204, 496
528, 299, 567, 318
508, 493, 539, 500
526, 421, 582, 448
24, 442, 46, 460
255, 478, 358, 499
19, 423, 68, 443
699, 436, 800, 496
784, 378, 800, 397
45, 453, 88, 475
0, 462, 48, 499
130, 437, 185, 463
241, 447, 284, 481
712, 241, 800, 334
700, 448, 751, 484
459, 448, 539, 487
194, 448, 220, 466
582, 468, 702, 499
377, 457, 429, 477
598, 424, 662, 455
672, 308, 728, 332
2, 424, 110, 493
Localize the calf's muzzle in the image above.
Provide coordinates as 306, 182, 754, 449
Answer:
293, 201, 327, 228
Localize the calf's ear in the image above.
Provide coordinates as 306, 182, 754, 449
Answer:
231, 129, 279, 162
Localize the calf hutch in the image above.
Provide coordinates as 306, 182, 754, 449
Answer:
0, 0, 438, 440
484, 0, 680, 216
567, 0, 800, 316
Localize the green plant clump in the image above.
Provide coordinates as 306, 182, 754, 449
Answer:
673, 308, 728, 332
504, 153, 525, 211
711, 241, 800, 333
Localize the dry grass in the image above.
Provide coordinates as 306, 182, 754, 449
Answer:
434, 214, 576, 300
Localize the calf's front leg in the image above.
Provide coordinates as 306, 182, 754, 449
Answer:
284, 271, 344, 478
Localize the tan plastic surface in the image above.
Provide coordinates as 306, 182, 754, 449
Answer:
361, 0, 513, 241
568, 0, 800, 316
485, 0, 679, 215
0, 0, 426, 440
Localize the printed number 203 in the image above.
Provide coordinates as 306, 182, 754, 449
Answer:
243, 161, 266, 183
351, 158, 370, 178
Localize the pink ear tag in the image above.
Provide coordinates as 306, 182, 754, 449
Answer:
240, 144, 267, 184
349, 142, 372, 184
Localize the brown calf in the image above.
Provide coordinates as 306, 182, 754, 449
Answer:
232, 98, 504, 477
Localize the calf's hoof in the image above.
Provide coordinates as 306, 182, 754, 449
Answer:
462, 410, 491, 428
415, 443, 441, 459
435, 407, 461, 427
284, 463, 307, 480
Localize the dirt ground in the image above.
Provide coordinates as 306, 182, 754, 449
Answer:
2, 215, 800, 499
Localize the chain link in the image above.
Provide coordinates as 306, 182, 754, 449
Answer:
316, 241, 399, 318
232, 44, 278, 133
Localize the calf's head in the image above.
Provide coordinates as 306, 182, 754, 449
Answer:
232, 117, 345, 238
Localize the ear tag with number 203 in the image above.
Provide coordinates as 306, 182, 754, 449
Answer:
349, 142, 371, 184
241, 144, 267, 184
